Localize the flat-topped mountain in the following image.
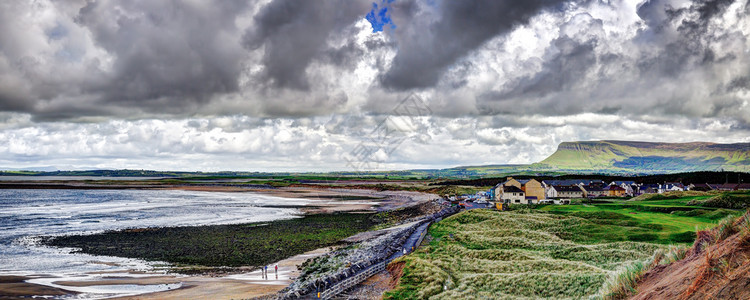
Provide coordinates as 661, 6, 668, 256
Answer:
536, 140, 750, 173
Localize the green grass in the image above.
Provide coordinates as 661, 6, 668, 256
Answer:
386, 196, 743, 300
384, 210, 664, 299
539, 203, 734, 243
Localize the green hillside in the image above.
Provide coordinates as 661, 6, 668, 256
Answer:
537, 141, 750, 173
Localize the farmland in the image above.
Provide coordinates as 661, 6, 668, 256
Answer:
385, 195, 743, 299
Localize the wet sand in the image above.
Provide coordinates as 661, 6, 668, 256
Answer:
2, 247, 331, 300
172, 185, 436, 213
0, 275, 76, 298
3, 186, 436, 299
114, 247, 330, 300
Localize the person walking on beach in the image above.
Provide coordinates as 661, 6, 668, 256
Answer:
264, 265, 268, 279
275, 264, 278, 279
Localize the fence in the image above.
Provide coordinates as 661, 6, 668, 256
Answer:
313, 207, 458, 299
318, 259, 388, 299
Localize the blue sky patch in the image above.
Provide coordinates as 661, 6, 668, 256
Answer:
366, 0, 396, 32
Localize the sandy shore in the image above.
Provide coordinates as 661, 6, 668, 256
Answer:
2, 247, 331, 300
113, 247, 331, 300
0, 275, 76, 298
3, 186, 436, 299
172, 185, 436, 213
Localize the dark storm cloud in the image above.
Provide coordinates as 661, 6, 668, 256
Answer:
242, 0, 371, 90
76, 1, 250, 107
636, 0, 737, 77
484, 36, 598, 102
379, 0, 569, 90
0, 0, 748, 125
0, 0, 254, 118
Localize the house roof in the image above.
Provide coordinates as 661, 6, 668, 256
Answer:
608, 186, 625, 191
543, 179, 602, 186
719, 183, 739, 189
503, 186, 524, 193
737, 183, 750, 190
611, 181, 635, 185
583, 185, 605, 192
555, 186, 583, 192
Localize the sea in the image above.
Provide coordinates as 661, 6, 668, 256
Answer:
0, 188, 314, 297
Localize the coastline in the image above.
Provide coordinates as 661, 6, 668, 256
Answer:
3, 185, 437, 299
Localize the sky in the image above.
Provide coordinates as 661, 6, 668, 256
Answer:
1, 0, 749, 172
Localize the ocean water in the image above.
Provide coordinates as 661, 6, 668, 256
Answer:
0, 189, 311, 275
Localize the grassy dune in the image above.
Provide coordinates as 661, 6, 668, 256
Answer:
385, 201, 742, 300
384, 209, 665, 299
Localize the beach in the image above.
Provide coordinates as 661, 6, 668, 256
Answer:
0, 185, 435, 299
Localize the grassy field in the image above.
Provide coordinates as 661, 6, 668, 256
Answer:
539, 202, 736, 244
385, 198, 741, 299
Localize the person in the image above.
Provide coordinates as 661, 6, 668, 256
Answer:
275, 264, 278, 279
264, 265, 268, 279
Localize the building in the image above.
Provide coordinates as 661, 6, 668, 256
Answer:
542, 179, 602, 198
496, 177, 546, 201
554, 185, 585, 198
521, 179, 545, 201
546, 185, 559, 198
687, 183, 713, 191
718, 183, 739, 191
611, 181, 637, 196
641, 184, 660, 194
582, 185, 607, 198
659, 183, 684, 193
606, 185, 626, 197
501, 186, 526, 204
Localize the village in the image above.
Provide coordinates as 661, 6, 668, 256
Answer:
448, 177, 750, 206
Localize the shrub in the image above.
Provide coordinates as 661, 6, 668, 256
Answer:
627, 233, 658, 242
668, 231, 696, 243
714, 215, 738, 242
597, 258, 653, 299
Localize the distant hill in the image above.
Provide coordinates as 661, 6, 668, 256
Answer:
2, 141, 749, 178
536, 141, 750, 173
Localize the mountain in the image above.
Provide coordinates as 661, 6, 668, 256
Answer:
536, 140, 750, 173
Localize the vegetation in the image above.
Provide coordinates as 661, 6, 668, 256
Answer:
686, 192, 750, 209
539, 202, 736, 244
45, 213, 377, 269
384, 209, 665, 299
386, 192, 745, 299
537, 141, 750, 173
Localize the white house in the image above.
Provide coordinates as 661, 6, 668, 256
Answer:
658, 183, 684, 193
501, 186, 526, 204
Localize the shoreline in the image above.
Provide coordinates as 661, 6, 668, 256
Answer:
2, 185, 437, 299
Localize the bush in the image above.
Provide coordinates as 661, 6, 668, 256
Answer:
687, 192, 750, 209
597, 258, 653, 300
669, 231, 696, 243
627, 233, 658, 242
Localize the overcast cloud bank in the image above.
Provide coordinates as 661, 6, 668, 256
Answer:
0, 0, 748, 171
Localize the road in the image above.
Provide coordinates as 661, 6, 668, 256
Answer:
388, 221, 431, 261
